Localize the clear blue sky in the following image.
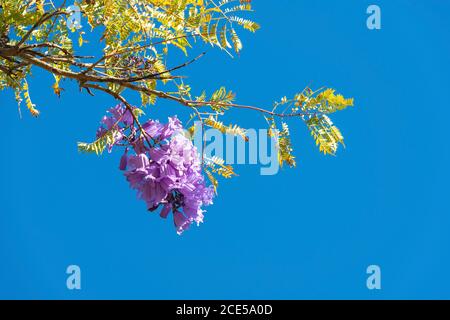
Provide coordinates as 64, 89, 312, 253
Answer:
1, 0, 450, 299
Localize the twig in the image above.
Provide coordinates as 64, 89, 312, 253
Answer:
81, 83, 156, 148
15, 10, 67, 48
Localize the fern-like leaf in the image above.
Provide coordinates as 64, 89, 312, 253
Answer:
77, 129, 121, 155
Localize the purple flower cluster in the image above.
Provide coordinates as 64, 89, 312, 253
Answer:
96, 103, 134, 152
97, 104, 214, 235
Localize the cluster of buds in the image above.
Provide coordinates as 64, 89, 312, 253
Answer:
0, 33, 9, 48
111, 55, 158, 79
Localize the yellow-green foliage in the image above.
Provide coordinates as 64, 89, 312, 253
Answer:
77, 129, 122, 155
205, 156, 236, 179
204, 115, 248, 141
0, 0, 355, 192
295, 88, 354, 114
271, 87, 353, 157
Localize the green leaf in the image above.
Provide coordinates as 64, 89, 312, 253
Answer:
77, 129, 121, 155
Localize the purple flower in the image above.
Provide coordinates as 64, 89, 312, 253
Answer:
160, 203, 171, 219
122, 117, 214, 235
119, 148, 128, 171
173, 210, 192, 235
96, 103, 136, 152
142, 116, 183, 141
142, 119, 163, 139
94, 105, 214, 235
160, 116, 182, 140
106, 103, 134, 127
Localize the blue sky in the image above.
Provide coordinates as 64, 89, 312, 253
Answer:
1, 0, 450, 299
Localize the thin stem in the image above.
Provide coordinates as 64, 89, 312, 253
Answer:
81, 83, 156, 148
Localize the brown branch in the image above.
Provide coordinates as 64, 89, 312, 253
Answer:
18, 48, 183, 80
21, 43, 93, 59
81, 83, 155, 148
0, 64, 14, 75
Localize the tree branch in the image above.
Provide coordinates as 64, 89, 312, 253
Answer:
15, 10, 68, 48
